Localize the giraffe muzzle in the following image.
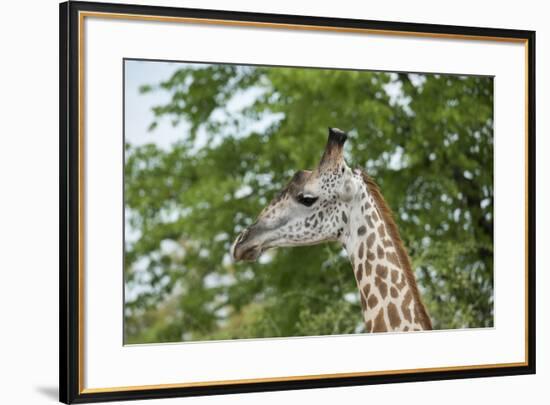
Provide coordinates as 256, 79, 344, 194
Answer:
231, 226, 264, 262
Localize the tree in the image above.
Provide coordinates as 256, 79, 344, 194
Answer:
124, 63, 493, 343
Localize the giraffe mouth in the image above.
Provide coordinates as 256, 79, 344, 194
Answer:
233, 243, 262, 262
240, 245, 262, 261
231, 228, 264, 262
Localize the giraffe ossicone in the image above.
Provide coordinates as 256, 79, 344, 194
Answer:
231, 128, 431, 333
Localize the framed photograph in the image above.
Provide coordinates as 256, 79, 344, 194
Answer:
60, 1, 536, 403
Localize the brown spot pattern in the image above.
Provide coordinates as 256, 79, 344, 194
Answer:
355, 171, 432, 331
377, 244, 385, 259
387, 302, 400, 329
366, 215, 374, 228
366, 320, 372, 332
366, 233, 375, 249
357, 225, 366, 236
396, 273, 407, 290
386, 251, 400, 267
363, 284, 371, 297
372, 308, 387, 332
401, 290, 413, 323
365, 260, 372, 276
367, 294, 378, 309
356, 266, 363, 283
376, 264, 388, 279
375, 276, 388, 299
360, 293, 367, 311
358, 242, 364, 259
390, 286, 398, 298
377, 224, 386, 238
382, 239, 393, 248
414, 304, 422, 324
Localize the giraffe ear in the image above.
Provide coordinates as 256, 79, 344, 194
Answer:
339, 178, 356, 202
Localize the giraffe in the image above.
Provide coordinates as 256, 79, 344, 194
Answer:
231, 128, 432, 332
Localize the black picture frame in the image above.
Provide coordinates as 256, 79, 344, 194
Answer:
60, 1, 536, 403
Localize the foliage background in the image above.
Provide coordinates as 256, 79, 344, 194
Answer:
124, 60, 493, 344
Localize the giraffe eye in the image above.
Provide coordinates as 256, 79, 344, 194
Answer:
297, 194, 319, 207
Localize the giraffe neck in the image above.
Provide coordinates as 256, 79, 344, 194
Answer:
340, 173, 431, 333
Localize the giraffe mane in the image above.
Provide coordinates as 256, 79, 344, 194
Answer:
359, 170, 432, 330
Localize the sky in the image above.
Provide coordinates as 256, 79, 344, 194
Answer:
124, 60, 187, 149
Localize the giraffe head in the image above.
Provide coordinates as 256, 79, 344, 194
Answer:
231, 128, 360, 262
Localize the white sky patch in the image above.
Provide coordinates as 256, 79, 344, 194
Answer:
343, 292, 359, 304
480, 198, 491, 209
408, 73, 427, 88
204, 273, 236, 289
125, 60, 184, 149
160, 239, 185, 260
124, 208, 142, 245
125, 256, 152, 302
387, 146, 405, 170
125, 60, 284, 155
382, 72, 418, 117
234, 184, 253, 199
